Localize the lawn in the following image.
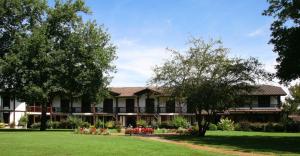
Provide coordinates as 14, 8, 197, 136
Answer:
161, 130, 300, 155
0, 131, 223, 156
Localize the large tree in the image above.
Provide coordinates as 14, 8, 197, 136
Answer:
0, 0, 116, 130
151, 38, 270, 136
284, 83, 300, 115
263, 0, 300, 82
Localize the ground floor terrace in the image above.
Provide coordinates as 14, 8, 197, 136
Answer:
0, 130, 299, 156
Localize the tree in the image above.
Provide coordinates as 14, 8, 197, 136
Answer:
263, 0, 300, 82
151, 38, 270, 136
0, 0, 116, 131
283, 83, 300, 115
0, 0, 47, 57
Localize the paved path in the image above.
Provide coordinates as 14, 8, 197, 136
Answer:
136, 136, 274, 156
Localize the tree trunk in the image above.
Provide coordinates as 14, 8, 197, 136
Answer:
196, 113, 208, 137
40, 103, 47, 131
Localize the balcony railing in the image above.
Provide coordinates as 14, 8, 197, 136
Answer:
26, 106, 51, 112
158, 107, 182, 113
26, 106, 186, 114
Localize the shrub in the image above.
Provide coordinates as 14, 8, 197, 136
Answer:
208, 123, 218, 131
249, 123, 265, 131
172, 116, 189, 128
47, 121, 60, 129
136, 119, 147, 127
285, 121, 300, 132
235, 121, 251, 131
95, 120, 104, 128
125, 127, 154, 135
18, 115, 28, 127
66, 116, 82, 129
105, 121, 115, 129
9, 122, 15, 128
31, 122, 41, 129
115, 122, 122, 133
150, 120, 158, 129
0, 122, 5, 128
159, 121, 174, 129
217, 118, 235, 131
79, 121, 91, 128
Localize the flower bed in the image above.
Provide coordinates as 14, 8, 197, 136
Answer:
125, 127, 154, 135
74, 127, 110, 135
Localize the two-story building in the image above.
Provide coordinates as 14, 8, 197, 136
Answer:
0, 85, 286, 127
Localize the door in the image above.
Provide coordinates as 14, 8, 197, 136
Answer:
126, 99, 135, 113
103, 99, 113, 113
166, 99, 175, 113
146, 98, 155, 113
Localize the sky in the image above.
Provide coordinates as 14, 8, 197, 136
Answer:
63, 0, 281, 87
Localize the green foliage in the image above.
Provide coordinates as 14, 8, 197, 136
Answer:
0, 122, 5, 128
31, 122, 41, 129
47, 121, 60, 129
0, 0, 116, 131
136, 119, 147, 127
283, 83, 300, 114
217, 118, 235, 131
66, 116, 81, 129
159, 121, 175, 129
115, 122, 122, 132
18, 115, 28, 127
172, 116, 189, 128
105, 121, 115, 129
151, 38, 270, 136
95, 120, 105, 128
208, 123, 218, 131
263, 0, 300, 82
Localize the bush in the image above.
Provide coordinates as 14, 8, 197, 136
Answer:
159, 121, 174, 129
9, 122, 15, 128
95, 120, 104, 128
115, 122, 122, 133
79, 121, 90, 128
105, 121, 115, 129
235, 121, 251, 131
172, 116, 189, 128
47, 121, 60, 129
0, 123, 5, 128
136, 119, 147, 127
18, 115, 28, 127
249, 123, 265, 131
66, 116, 82, 129
125, 127, 154, 135
150, 120, 158, 129
285, 121, 300, 132
208, 123, 218, 131
31, 122, 41, 129
217, 118, 235, 131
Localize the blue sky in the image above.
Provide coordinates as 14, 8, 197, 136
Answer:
64, 0, 278, 86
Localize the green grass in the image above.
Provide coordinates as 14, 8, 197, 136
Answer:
0, 131, 224, 156
161, 130, 300, 155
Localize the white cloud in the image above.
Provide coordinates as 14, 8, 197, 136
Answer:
110, 38, 170, 87
247, 25, 269, 37
247, 28, 264, 37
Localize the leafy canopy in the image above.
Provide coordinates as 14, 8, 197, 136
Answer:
151, 38, 270, 136
263, 0, 300, 82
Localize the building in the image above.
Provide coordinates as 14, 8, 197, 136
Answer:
0, 85, 286, 127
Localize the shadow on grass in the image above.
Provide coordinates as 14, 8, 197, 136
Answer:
0, 129, 73, 132
161, 134, 300, 154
